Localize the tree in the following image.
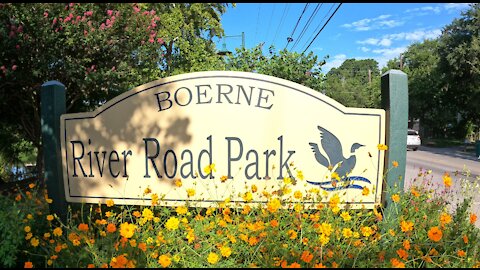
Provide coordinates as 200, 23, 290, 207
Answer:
437, 3, 480, 138
0, 3, 230, 178
401, 39, 458, 137
323, 59, 381, 108
225, 44, 326, 92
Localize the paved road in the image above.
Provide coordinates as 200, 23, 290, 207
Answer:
405, 145, 480, 227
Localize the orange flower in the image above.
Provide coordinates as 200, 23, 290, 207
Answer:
463, 235, 468, 244
391, 194, 400, 203
270, 220, 279, 227
138, 242, 147, 252
362, 186, 369, 196
427, 226, 442, 242
106, 223, 117, 233
24, 261, 33, 268
301, 250, 313, 263
396, 248, 408, 260
470, 213, 477, 224
410, 188, 420, 197
313, 263, 327, 268
87, 264, 95, 268
457, 250, 466, 257
440, 213, 452, 226
403, 240, 410, 250
158, 254, 171, 268
391, 258, 405, 268
78, 223, 89, 232
106, 199, 114, 207
392, 161, 399, 168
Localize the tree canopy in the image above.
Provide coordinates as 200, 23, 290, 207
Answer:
0, 3, 230, 176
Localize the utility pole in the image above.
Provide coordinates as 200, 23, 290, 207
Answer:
368, 69, 372, 84
399, 53, 404, 70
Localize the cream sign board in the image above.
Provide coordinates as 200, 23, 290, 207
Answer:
60, 71, 385, 208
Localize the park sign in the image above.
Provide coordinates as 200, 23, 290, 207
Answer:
59, 71, 386, 209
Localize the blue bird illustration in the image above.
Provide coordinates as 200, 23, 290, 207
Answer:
308, 126, 364, 180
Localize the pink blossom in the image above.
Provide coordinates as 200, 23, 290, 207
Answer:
0, 66, 6, 71
111, 66, 116, 71
142, 11, 149, 16
148, 37, 154, 43
9, 31, 15, 38
69, 3, 74, 8
52, 18, 57, 25
16, 25, 23, 33
12, 65, 17, 71
150, 10, 155, 15
100, 23, 105, 30
133, 5, 140, 13
44, 11, 48, 18
84, 11, 93, 16
84, 30, 88, 36
107, 10, 113, 16
15, 44, 20, 49
156, 38, 163, 44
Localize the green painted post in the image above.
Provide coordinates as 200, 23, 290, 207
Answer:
381, 70, 408, 214
41, 81, 67, 222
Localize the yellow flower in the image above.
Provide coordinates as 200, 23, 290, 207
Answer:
53, 227, 63, 237
204, 163, 216, 175
340, 211, 351, 221
106, 199, 114, 207
24, 226, 31, 233
158, 255, 171, 268
119, 222, 136, 239
319, 234, 330, 246
296, 170, 304, 180
392, 161, 399, 168
442, 172, 452, 187
294, 191, 303, 199
283, 177, 292, 185
175, 179, 183, 187
151, 193, 159, 206
288, 229, 298, 239
362, 186, 370, 196
30, 237, 39, 247
342, 228, 353, 238
331, 172, 340, 181
267, 198, 281, 213
25, 233, 32, 240
400, 220, 414, 232
176, 206, 188, 215
391, 194, 400, 203
186, 188, 196, 197
165, 217, 180, 231
242, 192, 253, 202
319, 222, 333, 236
361, 226, 374, 238
220, 175, 228, 183
440, 212, 452, 226
144, 187, 152, 195
220, 246, 232, 257
377, 144, 388, 151
207, 252, 219, 264
29, 183, 35, 189
46, 215, 54, 221
329, 193, 340, 208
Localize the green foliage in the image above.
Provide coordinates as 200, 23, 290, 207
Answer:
0, 194, 24, 267
437, 3, 480, 136
0, 3, 230, 174
224, 44, 326, 92
6, 165, 480, 268
323, 58, 381, 108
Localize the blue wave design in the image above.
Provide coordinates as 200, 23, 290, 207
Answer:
306, 176, 371, 191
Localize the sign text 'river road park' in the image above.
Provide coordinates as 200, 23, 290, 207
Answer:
60, 71, 385, 208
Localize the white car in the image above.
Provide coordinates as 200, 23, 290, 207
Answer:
407, 129, 421, 151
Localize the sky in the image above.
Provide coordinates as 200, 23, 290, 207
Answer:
214, 3, 473, 73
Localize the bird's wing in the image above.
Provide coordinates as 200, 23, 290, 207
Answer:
317, 126, 344, 166
308, 142, 330, 168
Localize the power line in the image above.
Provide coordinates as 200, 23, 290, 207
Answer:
254, 4, 262, 44
302, 3, 342, 54
272, 4, 290, 46
266, 5, 276, 42
290, 3, 322, 51
284, 3, 309, 49
300, 3, 336, 52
